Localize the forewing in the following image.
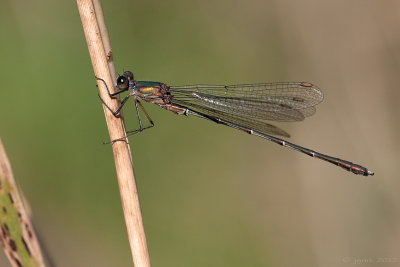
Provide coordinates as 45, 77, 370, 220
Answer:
170, 82, 323, 122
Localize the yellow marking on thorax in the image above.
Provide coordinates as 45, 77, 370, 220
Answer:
139, 87, 157, 93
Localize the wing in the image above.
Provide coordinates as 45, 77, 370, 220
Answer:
170, 82, 323, 122
181, 101, 291, 137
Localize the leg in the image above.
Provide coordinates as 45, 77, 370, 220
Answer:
96, 76, 132, 117
124, 100, 155, 136
134, 100, 155, 130
134, 99, 144, 130
98, 93, 131, 117
104, 100, 155, 144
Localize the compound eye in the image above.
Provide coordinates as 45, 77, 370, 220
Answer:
117, 76, 129, 90
123, 71, 134, 81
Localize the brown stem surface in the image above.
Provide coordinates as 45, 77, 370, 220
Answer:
77, 1, 151, 266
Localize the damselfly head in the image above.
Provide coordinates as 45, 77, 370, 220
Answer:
117, 71, 135, 90
123, 71, 134, 81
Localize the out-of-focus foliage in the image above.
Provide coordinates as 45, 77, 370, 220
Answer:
0, 0, 398, 266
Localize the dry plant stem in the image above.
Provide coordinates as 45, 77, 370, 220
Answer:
0, 139, 45, 267
92, 0, 116, 79
77, 1, 151, 266
92, 0, 133, 160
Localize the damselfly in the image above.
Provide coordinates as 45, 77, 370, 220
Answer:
97, 71, 374, 176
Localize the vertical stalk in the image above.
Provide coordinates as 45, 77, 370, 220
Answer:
77, 1, 151, 266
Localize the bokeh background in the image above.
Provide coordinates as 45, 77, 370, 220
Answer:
1, 0, 399, 266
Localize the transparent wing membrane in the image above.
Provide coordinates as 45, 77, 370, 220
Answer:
182, 101, 291, 137
170, 82, 323, 122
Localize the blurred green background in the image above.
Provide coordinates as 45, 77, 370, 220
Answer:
1, 0, 399, 266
